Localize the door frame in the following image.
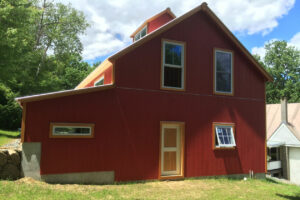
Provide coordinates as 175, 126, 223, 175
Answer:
159, 121, 185, 180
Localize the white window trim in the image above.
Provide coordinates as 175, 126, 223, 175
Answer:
94, 76, 104, 86
215, 124, 236, 148
162, 40, 185, 90
50, 123, 94, 138
214, 49, 233, 94
134, 25, 147, 42
53, 125, 92, 136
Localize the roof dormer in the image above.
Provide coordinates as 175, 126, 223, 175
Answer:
130, 8, 176, 42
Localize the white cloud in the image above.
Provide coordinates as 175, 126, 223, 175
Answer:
252, 46, 266, 59
58, 0, 295, 61
289, 32, 300, 49
251, 32, 300, 60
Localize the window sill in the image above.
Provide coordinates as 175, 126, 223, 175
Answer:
214, 147, 236, 150
161, 86, 185, 92
213, 91, 234, 96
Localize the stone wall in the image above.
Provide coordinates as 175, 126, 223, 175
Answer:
0, 149, 23, 180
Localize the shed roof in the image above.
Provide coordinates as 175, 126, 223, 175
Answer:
130, 7, 176, 38
15, 84, 114, 104
266, 103, 300, 141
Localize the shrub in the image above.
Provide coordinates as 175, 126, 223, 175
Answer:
0, 83, 22, 130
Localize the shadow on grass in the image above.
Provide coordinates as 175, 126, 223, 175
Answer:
265, 177, 280, 184
0, 133, 20, 139
276, 194, 300, 200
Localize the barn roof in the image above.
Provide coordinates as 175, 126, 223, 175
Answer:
108, 2, 273, 81
267, 103, 300, 141
16, 2, 273, 104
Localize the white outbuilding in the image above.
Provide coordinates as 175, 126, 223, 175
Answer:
267, 99, 300, 185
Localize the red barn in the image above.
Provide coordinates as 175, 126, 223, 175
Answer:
16, 3, 272, 184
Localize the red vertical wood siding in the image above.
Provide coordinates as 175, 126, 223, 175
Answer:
147, 12, 174, 34
24, 11, 266, 181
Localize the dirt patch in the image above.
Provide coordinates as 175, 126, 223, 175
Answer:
15, 177, 111, 194
15, 177, 41, 185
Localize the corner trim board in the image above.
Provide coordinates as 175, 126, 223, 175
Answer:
21, 103, 27, 143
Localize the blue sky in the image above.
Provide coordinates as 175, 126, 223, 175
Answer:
63, 0, 300, 65
238, 0, 300, 54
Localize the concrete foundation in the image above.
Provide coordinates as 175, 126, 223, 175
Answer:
21, 142, 41, 180
41, 171, 115, 184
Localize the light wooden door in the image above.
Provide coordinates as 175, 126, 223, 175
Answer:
160, 122, 184, 177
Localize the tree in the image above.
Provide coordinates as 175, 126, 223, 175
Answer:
255, 41, 300, 103
0, 83, 22, 130
0, 0, 93, 129
0, 0, 91, 96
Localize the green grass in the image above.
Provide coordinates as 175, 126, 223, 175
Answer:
0, 129, 20, 146
0, 178, 299, 200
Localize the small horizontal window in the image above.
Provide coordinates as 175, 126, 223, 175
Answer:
50, 123, 94, 138
213, 123, 236, 149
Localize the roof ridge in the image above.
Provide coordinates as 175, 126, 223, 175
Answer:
108, 2, 272, 81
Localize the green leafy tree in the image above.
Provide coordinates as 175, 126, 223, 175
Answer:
0, 0, 91, 96
0, 83, 22, 130
0, 0, 93, 129
255, 41, 300, 103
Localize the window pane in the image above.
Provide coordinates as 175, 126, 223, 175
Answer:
134, 34, 140, 41
53, 127, 91, 135
141, 27, 147, 37
216, 72, 231, 92
165, 43, 182, 66
216, 52, 231, 72
164, 66, 182, 88
215, 51, 232, 93
95, 79, 104, 86
215, 126, 235, 147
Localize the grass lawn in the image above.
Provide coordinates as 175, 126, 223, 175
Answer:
0, 129, 20, 146
0, 177, 299, 200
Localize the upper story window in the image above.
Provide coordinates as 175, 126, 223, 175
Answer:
161, 40, 185, 90
134, 26, 147, 42
94, 76, 104, 86
213, 123, 236, 149
214, 49, 233, 95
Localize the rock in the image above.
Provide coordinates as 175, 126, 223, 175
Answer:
17, 150, 22, 158
0, 164, 20, 180
1, 150, 8, 155
0, 151, 7, 167
8, 150, 21, 165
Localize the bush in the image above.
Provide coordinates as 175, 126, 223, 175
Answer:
0, 83, 22, 130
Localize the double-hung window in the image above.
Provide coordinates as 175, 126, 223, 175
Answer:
162, 40, 185, 90
213, 123, 236, 148
214, 49, 233, 95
